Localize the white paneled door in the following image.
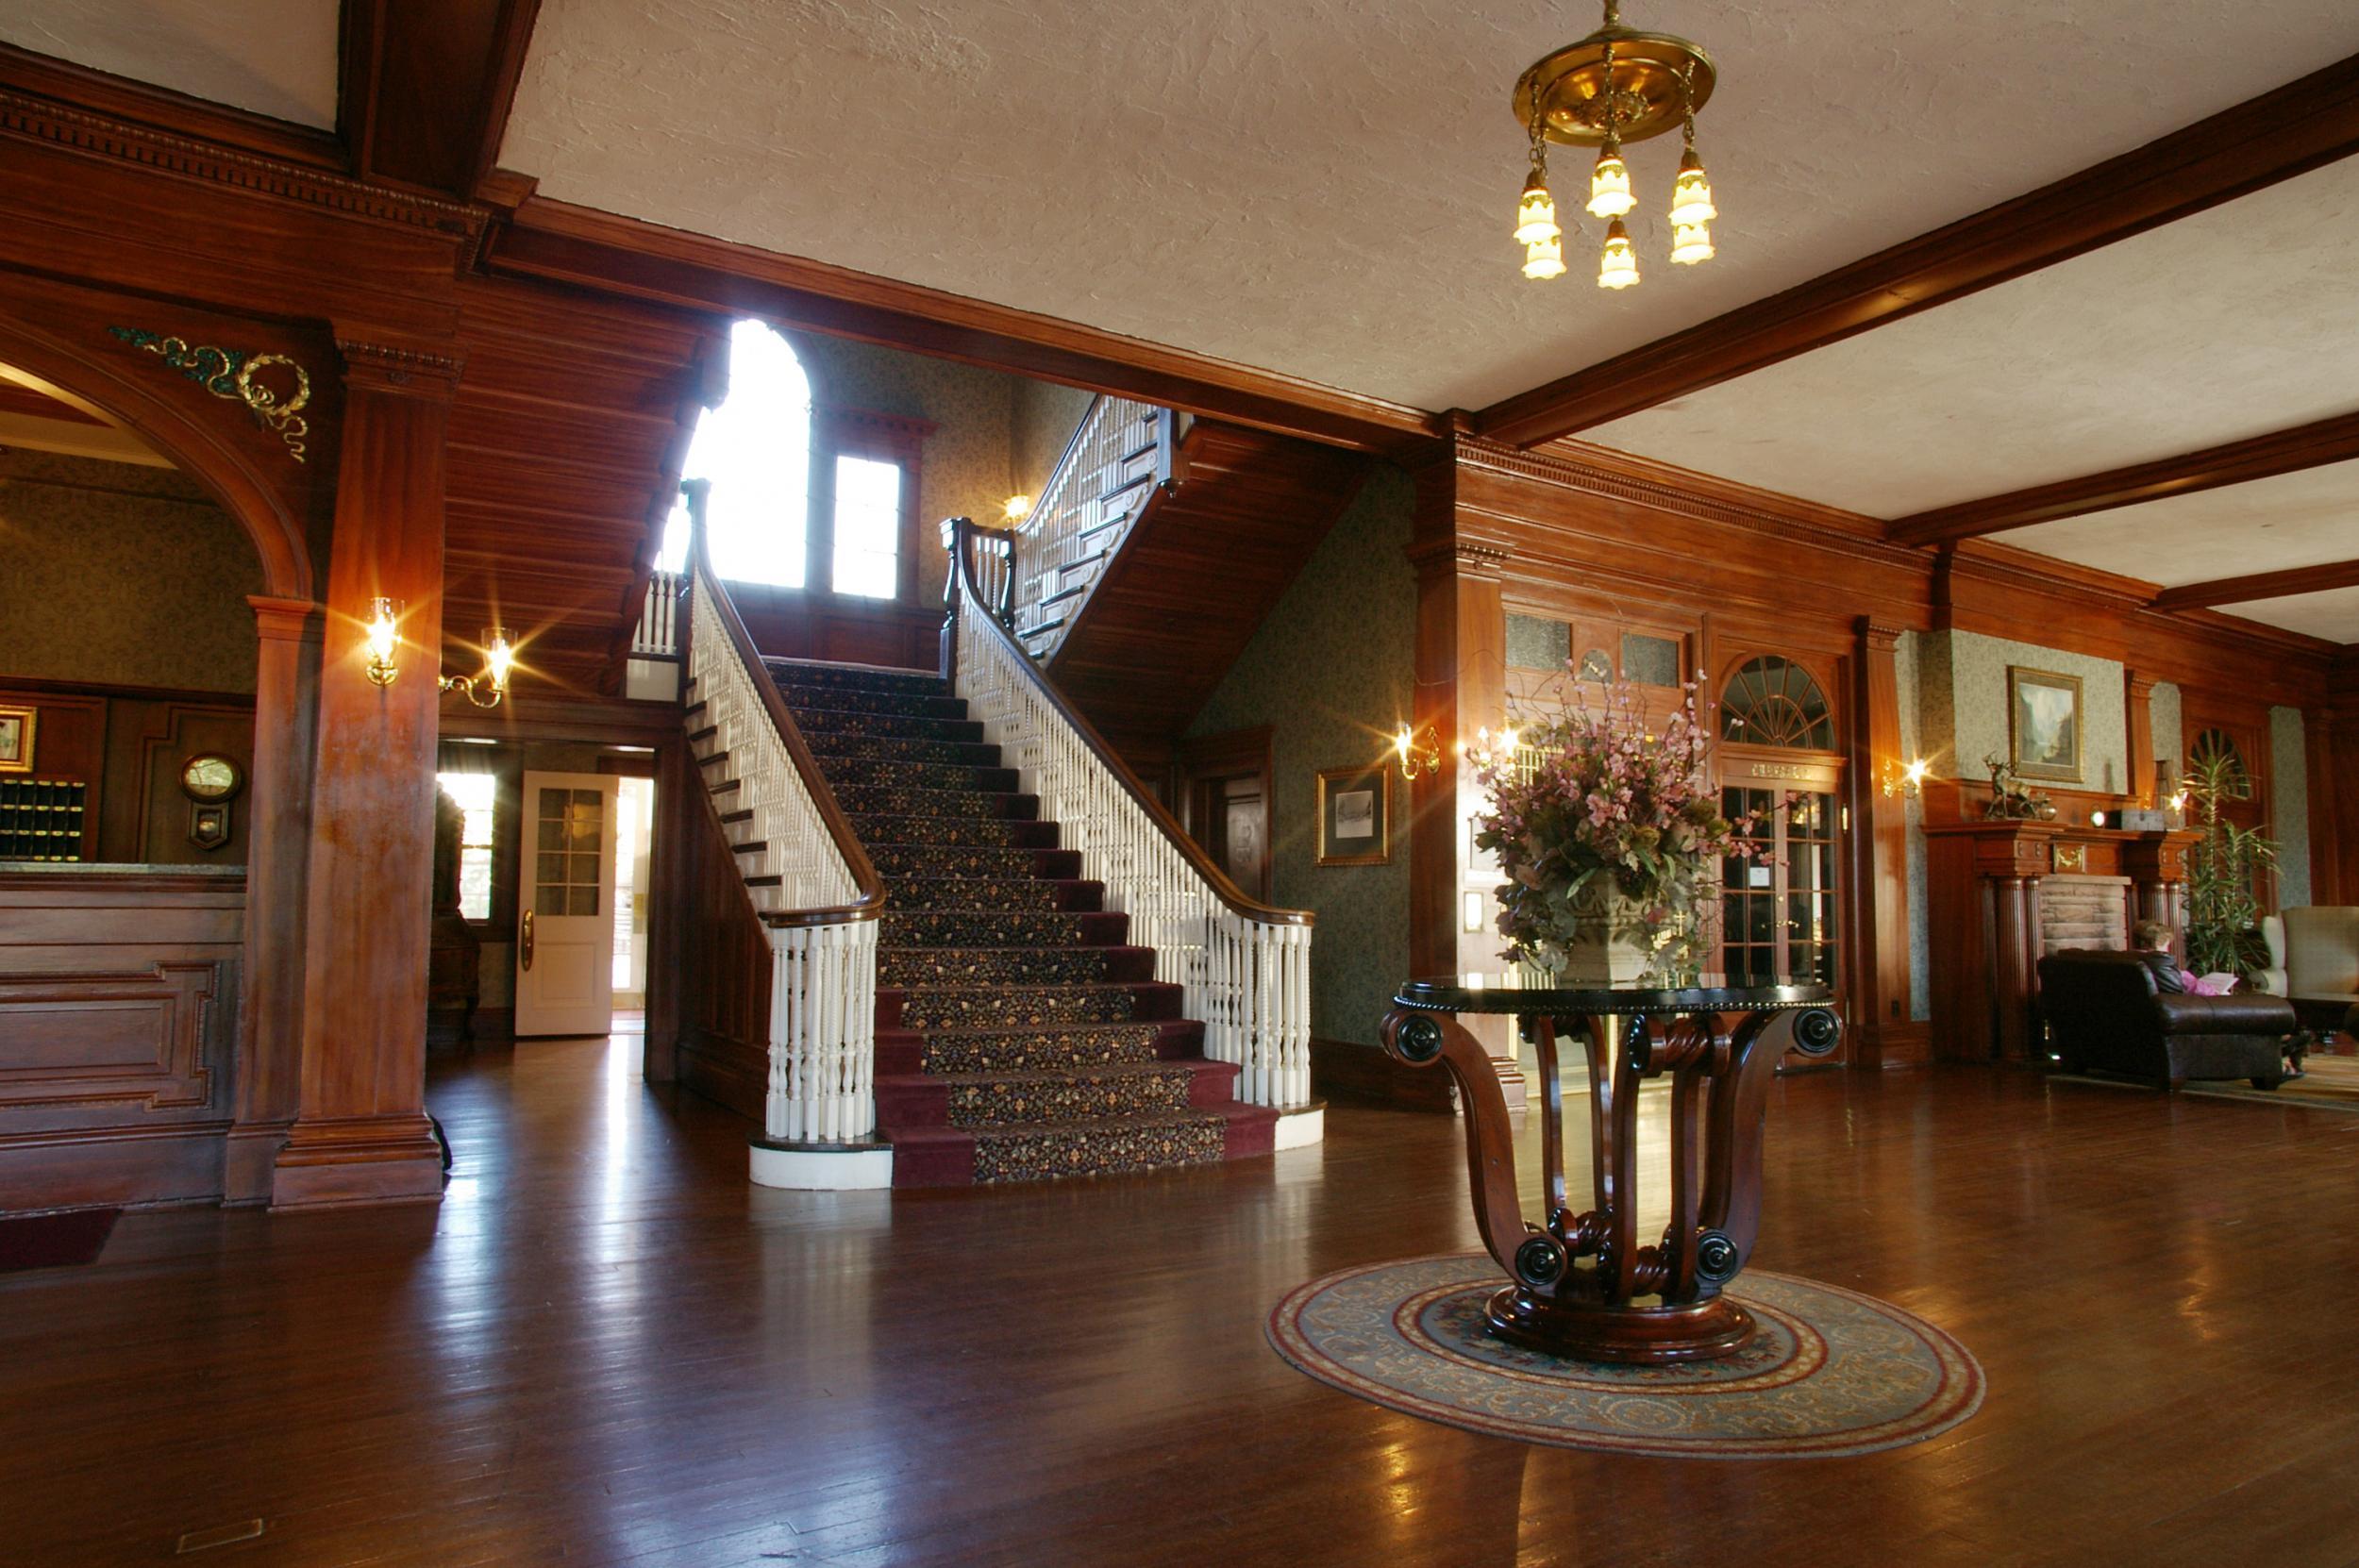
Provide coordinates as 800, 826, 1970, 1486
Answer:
514, 772, 620, 1038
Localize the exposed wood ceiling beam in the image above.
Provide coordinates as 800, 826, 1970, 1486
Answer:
2150, 558, 2359, 612
339, 0, 542, 198
1473, 53, 2359, 448
482, 198, 1442, 456
1885, 409, 2359, 547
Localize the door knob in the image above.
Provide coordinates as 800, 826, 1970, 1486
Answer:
521, 908, 535, 971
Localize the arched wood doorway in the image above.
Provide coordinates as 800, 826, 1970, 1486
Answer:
1714, 654, 1846, 1014
0, 313, 321, 1206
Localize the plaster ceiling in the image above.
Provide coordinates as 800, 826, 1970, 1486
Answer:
497, 0, 2359, 411
2218, 584, 2359, 643
0, 2, 342, 128
1581, 155, 2359, 518
1991, 459, 2359, 590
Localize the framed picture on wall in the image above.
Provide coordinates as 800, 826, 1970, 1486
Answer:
0, 706, 33, 775
2008, 667, 2083, 782
1315, 764, 1391, 867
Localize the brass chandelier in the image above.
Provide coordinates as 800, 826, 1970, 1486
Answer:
1510, 0, 1717, 290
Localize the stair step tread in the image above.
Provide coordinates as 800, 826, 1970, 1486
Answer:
880, 1060, 1209, 1089
888, 1109, 1233, 1143
719, 809, 754, 823
686, 725, 717, 742
731, 841, 768, 855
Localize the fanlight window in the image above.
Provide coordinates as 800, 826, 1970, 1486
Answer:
2189, 728, 2250, 792
1720, 656, 1834, 750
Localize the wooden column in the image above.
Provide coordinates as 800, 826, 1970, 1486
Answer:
1923, 821, 2050, 1062
226, 595, 323, 1203
2124, 831, 2197, 948
272, 339, 460, 1209
1848, 618, 1920, 1067
1406, 438, 1521, 1099
2126, 670, 2158, 807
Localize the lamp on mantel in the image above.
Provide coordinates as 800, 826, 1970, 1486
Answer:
1508, 0, 1718, 287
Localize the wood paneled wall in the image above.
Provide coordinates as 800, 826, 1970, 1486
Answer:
0, 677, 257, 865
672, 775, 773, 1121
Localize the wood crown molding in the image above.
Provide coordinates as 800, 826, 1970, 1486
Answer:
1473, 52, 2359, 445
0, 83, 483, 243
1403, 536, 1514, 580
2148, 557, 2359, 612
483, 196, 1442, 456
1888, 409, 2359, 546
335, 338, 466, 394
247, 595, 326, 642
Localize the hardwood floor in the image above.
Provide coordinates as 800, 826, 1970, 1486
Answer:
4, 1038, 2358, 1567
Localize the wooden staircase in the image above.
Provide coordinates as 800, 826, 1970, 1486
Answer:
1042, 419, 1365, 776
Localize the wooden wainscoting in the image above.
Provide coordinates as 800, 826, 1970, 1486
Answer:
673, 781, 773, 1122
727, 585, 945, 673
0, 868, 244, 1210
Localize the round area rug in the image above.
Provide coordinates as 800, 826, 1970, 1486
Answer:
1266, 1253, 1982, 1459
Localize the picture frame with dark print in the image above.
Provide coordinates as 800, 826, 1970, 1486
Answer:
2008, 667, 2083, 783
1315, 764, 1390, 867
0, 707, 33, 776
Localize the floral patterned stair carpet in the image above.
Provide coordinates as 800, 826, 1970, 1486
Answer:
769, 659, 1278, 1186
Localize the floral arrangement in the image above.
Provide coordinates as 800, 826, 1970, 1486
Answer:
1470, 677, 1761, 984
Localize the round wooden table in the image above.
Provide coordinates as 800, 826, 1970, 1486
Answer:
1381, 978, 1840, 1365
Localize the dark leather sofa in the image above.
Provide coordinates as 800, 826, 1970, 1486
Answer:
2037, 949, 2294, 1091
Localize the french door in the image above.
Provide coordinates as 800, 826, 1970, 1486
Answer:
1720, 785, 1839, 992
514, 771, 620, 1038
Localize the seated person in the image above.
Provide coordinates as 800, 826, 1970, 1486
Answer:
2131, 920, 2186, 993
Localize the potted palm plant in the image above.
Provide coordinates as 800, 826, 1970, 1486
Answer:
2181, 744, 2278, 981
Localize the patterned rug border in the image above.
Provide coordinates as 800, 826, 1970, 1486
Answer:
1268, 1254, 1983, 1460
2049, 1066, 2359, 1113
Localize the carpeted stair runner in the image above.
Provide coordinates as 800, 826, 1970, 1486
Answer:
762, 658, 1276, 1187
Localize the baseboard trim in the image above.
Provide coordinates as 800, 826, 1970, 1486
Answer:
1274, 1104, 1326, 1150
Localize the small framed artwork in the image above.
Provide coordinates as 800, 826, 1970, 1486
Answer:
1315, 764, 1391, 867
0, 707, 33, 776
2008, 667, 2083, 783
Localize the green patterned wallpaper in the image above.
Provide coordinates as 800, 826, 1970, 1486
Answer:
2271, 705, 2312, 909
1916, 629, 2130, 792
1188, 465, 1411, 1047
0, 451, 261, 692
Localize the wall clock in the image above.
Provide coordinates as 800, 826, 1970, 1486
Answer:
180, 754, 244, 803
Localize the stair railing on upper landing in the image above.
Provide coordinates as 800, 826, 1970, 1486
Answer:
1004, 395, 1177, 661
678, 480, 888, 1157
945, 516, 1315, 1109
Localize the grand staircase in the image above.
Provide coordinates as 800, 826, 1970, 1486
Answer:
751, 658, 1279, 1186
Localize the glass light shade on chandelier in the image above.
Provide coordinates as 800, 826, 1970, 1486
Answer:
1598, 219, 1640, 289
1523, 232, 1568, 280
1669, 147, 1716, 225
1515, 168, 1561, 246
1670, 221, 1715, 265
1587, 141, 1635, 218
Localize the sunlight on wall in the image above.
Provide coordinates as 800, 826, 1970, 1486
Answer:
657, 319, 811, 583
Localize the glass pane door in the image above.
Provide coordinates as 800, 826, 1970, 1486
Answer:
1720, 787, 1838, 988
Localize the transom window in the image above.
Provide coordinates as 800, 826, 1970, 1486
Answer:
1720, 656, 1834, 750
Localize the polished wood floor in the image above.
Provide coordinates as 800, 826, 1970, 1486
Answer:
6, 1038, 2359, 1567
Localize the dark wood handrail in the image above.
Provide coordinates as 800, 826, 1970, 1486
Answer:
683, 480, 887, 928
945, 515, 1312, 929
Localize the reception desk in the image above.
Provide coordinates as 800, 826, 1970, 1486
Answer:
0, 864, 245, 1210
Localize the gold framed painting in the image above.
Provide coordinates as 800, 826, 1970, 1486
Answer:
0, 706, 33, 776
1315, 764, 1390, 867
2008, 668, 2083, 783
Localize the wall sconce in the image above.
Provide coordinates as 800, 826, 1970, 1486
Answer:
441, 627, 516, 709
1881, 757, 1932, 799
1003, 493, 1033, 524
1463, 890, 1487, 932
1395, 723, 1441, 780
363, 596, 402, 687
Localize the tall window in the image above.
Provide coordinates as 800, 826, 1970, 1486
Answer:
438, 771, 498, 921
661, 319, 812, 583
831, 454, 903, 598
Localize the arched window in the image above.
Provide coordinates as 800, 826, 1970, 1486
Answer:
1720, 656, 1834, 750
659, 319, 812, 585
2189, 727, 2249, 791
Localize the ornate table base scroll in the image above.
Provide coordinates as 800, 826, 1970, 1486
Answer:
1382, 982, 1841, 1365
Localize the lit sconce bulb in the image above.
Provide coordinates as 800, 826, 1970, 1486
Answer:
1587, 142, 1634, 219
1598, 218, 1640, 290
1514, 169, 1561, 246
1395, 725, 1414, 761
1003, 493, 1033, 523
1499, 726, 1520, 753
483, 627, 516, 694
1522, 234, 1567, 280
1669, 148, 1716, 225
363, 596, 402, 687
1670, 221, 1715, 265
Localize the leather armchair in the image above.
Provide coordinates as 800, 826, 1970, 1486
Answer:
2037, 949, 2294, 1092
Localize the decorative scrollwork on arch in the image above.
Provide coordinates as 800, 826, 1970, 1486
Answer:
108, 325, 310, 462
1720, 656, 1834, 750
